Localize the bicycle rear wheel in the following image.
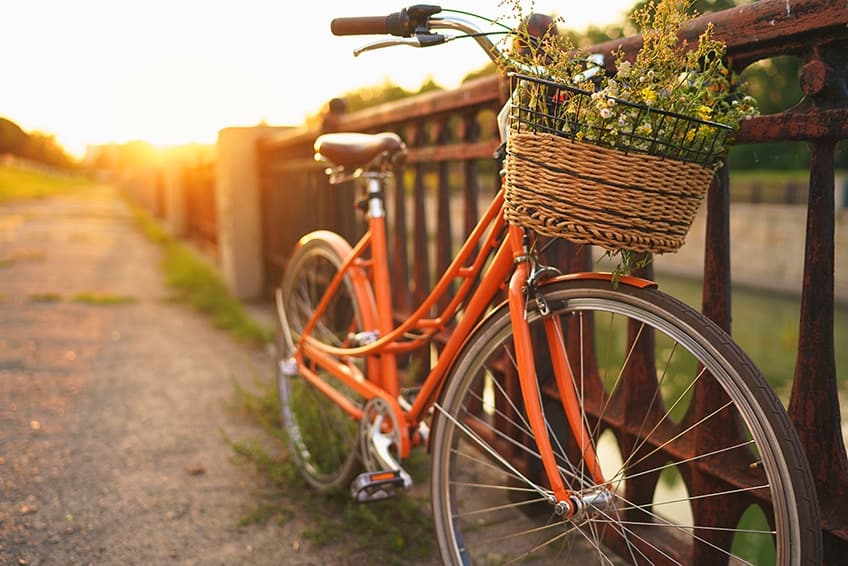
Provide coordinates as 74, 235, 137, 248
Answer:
276, 233, 365, 492
430, 279, 820, 565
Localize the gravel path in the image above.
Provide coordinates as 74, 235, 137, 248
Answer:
0, 186, 350, 565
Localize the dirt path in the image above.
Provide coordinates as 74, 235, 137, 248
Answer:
0, 186, 351, 565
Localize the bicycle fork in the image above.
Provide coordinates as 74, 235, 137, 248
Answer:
507, 226, 609, 519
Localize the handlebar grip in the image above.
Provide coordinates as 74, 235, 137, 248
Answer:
331, 16, 393, 36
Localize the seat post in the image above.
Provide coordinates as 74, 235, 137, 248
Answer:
364, 174, 399, 396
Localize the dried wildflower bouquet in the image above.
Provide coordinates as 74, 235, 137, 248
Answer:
501, 0, 758, 275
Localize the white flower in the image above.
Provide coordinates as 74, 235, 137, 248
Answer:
600, 108, 612, 119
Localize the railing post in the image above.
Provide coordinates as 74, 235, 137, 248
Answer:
216, 125, 286, 300
702, 164, 732, 331
789, 139, 847, 561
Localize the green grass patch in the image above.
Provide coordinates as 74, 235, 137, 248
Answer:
0, 165, 88, 203
128, 205, 272, 348
656, 274, 848, 400
237, 502, 294, 528
227, 379, 435, 564
72, 292, 137, 305
729, 169, 811, 185
0, 250, 48, 269
28, 292, 62, 303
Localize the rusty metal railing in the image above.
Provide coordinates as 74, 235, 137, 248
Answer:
257, 0, 847, 559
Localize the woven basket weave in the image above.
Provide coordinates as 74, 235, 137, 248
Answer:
505, 131, 715, 254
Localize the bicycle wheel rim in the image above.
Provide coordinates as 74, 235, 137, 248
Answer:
277, 239, 362, 491
431, 281, 819, 565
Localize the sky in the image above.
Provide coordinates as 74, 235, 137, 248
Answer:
1, 0, 635, 157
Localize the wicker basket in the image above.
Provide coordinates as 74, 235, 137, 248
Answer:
505, 73, 733, 254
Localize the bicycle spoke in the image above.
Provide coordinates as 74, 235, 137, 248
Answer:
432, 280, 818, 564
618, 438, 756, 482
435, 402, 552, 500
622, 398, 736, 475
597, 489, 759, 565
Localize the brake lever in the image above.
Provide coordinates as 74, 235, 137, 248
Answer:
353, 34, 447, 57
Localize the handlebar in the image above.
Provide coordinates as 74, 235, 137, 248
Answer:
330, 5, 605, 90
331, 5, 443, 37
330, 17, 395, 36
331, 4, 504, 65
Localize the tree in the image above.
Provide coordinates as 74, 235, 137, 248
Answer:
339, 76, 444, 114
0, 117, 77, 169
0, 118, 27, 155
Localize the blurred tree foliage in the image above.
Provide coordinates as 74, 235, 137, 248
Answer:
327, 77, 443, 116
0, 117, 77, 169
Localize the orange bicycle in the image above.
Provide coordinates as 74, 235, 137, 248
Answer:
275, 6, 820, 564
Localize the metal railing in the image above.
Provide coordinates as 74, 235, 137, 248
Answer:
256, 0, 847, 558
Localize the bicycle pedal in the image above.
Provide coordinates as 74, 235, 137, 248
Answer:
350, 470, 408, 503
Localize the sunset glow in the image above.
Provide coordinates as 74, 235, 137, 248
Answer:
2, 0, 634, 158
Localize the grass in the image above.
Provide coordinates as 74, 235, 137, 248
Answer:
28, 292, 62, 303
72, 292, 137, 305
226, 379, 435, 564
24, 292, 138, 305
129, 205, 273, 348
729, 169, 812, 184
0, 164, 88, 203
656, 274, 848, 400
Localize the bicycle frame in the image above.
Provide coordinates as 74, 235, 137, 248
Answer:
283, 162, 654, 505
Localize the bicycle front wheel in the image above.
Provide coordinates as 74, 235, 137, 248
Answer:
277, 232, 366, 492
430, 279, 820, 565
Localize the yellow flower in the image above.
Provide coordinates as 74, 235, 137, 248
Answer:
640, 87, 657, 105
696, 105, 712, 120
685, 130, 696, 142
636, 124, 653, 136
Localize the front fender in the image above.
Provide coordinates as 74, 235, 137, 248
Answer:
545, 271, 657, 289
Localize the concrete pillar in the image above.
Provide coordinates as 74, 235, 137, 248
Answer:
215, 126, 287, 300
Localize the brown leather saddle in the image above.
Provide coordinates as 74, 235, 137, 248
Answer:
314, 132, 406, 171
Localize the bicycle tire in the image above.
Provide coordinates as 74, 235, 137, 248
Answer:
430, 278, 820, 565
276, 233, 366, 492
